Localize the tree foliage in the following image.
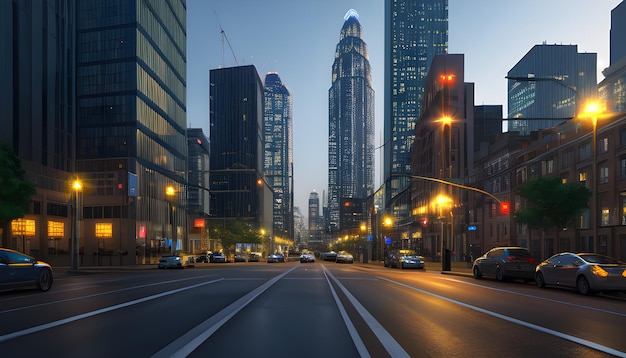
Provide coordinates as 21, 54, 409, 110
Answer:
214, 219, 263, 255
0, 143, 36, 246
514, 176, 591, 231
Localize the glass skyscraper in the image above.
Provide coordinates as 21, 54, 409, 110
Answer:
328, 9, 375, 232
384, 0, 448, 201
263, 72, 293, 240
507, 44, 597, 134
76, 0, 188, 261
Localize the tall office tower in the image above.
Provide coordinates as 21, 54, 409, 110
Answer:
328, 9, 375, 232
264, 73, 294, 240
507, 44, 597, 135
473, 105, 503, 152
187, 128, 210, 252
75, 1, 188, 261
610, 1, 626, 65
210, 65, 271, 233
308, 192, 320, 232
600, 1, 626, 112
384, 0, 448, 201
0, 1, 75, 255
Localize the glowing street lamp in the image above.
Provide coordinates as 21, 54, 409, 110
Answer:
72, 180, 82, 270
580, 100, 607, 253
166, 185, 175, 253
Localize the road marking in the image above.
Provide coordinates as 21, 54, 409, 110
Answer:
0, 274, 220, 314
440, 277, 626, 317
322, 268, 371, 358
152, 266, 299, 358
324, 265, 410, 358
379, 276, 626, 357
0, 278, 223, 343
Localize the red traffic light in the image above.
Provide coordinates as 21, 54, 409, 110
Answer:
500, 202, 510, 215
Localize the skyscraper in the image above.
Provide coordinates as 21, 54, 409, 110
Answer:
75, 0, 188, 261
599, 1, 626, 113
328, 9, 375, 232
263, 72, 293, 240
384, 0, 448, 201
209, 65, 272, 237
507, 44, 597, 134
0, 1, 75, 254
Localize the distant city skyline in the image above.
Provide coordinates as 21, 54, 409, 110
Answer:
187, 0, 621, 215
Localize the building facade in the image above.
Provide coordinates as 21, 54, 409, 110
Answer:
209, 65, 272, 242
186, 128, 210, 253
263, 72, 293, 241
328, 9, 375, 232
0, 0, 76, 259
507, 44, 597, 135
599, 1, 626, 113
75, 0, 188, 265
411, 54, 471, 262
0, 0, 188, 266
384, 0, 448, 202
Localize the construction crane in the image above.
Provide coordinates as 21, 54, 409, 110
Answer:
215, 11, 238, 67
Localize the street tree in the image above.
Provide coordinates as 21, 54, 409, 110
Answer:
0, 143, 36, 247
514, 176, 591, 246
214, 219, 262, 256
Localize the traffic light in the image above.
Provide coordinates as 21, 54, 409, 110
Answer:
500, 202, 510, 215
420, 217, 428, 227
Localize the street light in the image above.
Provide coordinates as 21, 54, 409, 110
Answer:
72, 180, 82, 270
580, 101, 606, 253
166, 185, 175, 254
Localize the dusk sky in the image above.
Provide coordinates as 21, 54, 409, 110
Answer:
186, 0, 621, 215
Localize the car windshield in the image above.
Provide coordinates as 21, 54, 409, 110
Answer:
579, 254, 621, 265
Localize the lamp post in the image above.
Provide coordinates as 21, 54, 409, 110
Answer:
435, 194, 452, 271
582, 101, 606, 253
166, 185, 175, 254
72, 180, 82, 270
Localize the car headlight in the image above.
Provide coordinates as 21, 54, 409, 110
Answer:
590, 265, 608, 278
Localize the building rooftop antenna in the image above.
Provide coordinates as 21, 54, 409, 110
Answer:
215, 11, 238, 67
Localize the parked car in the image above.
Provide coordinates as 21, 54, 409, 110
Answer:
398, 255, 425, 269
335, 251, 354, 264
299, 253, 315, 263
320, 252, 337, 261
535, 252, 626, 295
472, 247, 535, 282
158, 255, 195, 269
234, 254, 247, 262
195, 254, 209, 263
209, 252, 226, 263
268, 253, 285, 263
248, 253, 260, 262
0, 248, 53, 292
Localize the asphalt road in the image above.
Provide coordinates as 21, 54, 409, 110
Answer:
1, 261, 624, 357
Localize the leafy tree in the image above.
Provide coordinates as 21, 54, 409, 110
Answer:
0, 143, 36, 247
214, 219, 262, 256
514, 176, 591, 243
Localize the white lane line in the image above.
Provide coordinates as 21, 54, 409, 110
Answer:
440, 276, 626, 317
152, 265, 299, 358
0, 278, 223, 343
324, 265, 410, 358
322, 269, 371, 358
0, 274, 220, 314
379, 276, 626, 358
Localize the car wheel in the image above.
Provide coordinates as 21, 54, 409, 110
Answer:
495, 267, 505, 282
535, 272, 546, 288
473, 266, 482, 279
37, 270, 53, 291
577, 276, 592, 295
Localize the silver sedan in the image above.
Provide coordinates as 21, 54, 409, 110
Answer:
535, 252, 626, 295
